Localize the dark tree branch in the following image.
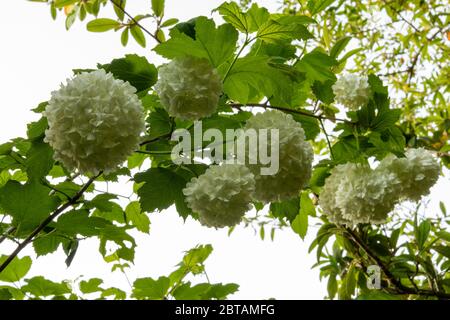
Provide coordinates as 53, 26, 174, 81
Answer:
229, 103, 351, 123
139, 133, 172, 146
345, 227, 450, 300
0, 172, 102, 274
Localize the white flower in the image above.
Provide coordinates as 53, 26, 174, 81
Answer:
242, 110, 313, 203
377, 148, 440, 201
44, 69, 145, 174
154, 56, 223, 120
319, 163, 398, 225
183, 164, 255, 228
332, 74, 370, 110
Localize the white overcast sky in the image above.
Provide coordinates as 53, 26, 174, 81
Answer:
0, 0, 448, 300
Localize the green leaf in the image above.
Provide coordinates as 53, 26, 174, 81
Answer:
327, 274, 337, 299
154, 17, 238, 69
436, 231, 450, 243
87, 18, 120, 32
125, 201, 150, 233
309, 166, 330, 193
215, 2, 270, 33
180, 244, 213, 274
54, 0, 78, 8
99, 54, 157, 92
338, 264, 357, 299
312, 79, 335, 104
215, 1, 249, 33
223, 56, 294, 104
113, 0, 126, 21
134, 168, 191, 218
194, 17, 238, 68
161, 18, 179, 28
56, 210, 109, 237
172, 282, 210, 300
331, 136, 361, 163
292, 111, 320, 140
0, 255, 32, 282
27, 117, 48, 140
0, 181, 59, 233
296, 49, 338, 83
147, 107, 172, 140
156, 29, 165, 42
120, 28, 129, 46
151, 0, 165, 17
415, 220, 431, 250
132, 276, 170, 300
22, 276, 71, 297
0, 288, 12, 300
368, 127, 405, 155
257, 19, 313, 43
337, 48, 362, 64
130, 25, 146, 47
26, 140, 54, 180
371, 109, 401, 131
249, 40, 297, 60
33, 234, 66, 256
433, 245, 450, 259
270, 197, 299, 222
246, 3, 270, 32
307, 0, 335, 15
172, 282, 238, 300
89, 193, 117, 212
291, 192, 314, 239
79, 278, 103, 294
330, 36, 351, 59
205, 283, 239, 299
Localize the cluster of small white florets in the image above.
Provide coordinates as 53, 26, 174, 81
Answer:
44, 69, 145, 174
319, 149, 440, 225
332, 74, 371, 110
183, 110, 314, 227
242, 110, 314, 203
182, 164, 255, 228
319, 163, 398, 225
377, 148, 440, 201
154, 56, 223, 120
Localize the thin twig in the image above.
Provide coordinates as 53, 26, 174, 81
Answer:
0, 227, 17, 245
319, 117, 335, 160
109, 0, 161, 44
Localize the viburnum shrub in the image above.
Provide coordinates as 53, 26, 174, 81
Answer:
0, 0, 448, 301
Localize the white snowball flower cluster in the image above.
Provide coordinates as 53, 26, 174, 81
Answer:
320, 149, 439, 225
154, 56, 223, 120
44, 69, 145, 174
319, 163, 398, 225
243, 110, 314, 203
183, 164, 255, 228
377, 148, 440, 201
332, 74, 371, 110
